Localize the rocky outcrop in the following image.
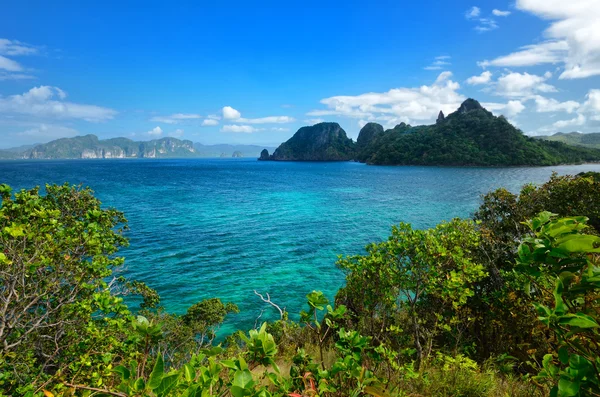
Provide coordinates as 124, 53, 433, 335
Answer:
259, 149, 270, 160
457, 98, 484, 113
437, 111, 445, 123
232, 151, 243, 158
266, 122, 355, 161
357, 123, 383, 148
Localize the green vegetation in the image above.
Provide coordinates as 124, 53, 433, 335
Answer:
357, 100, 600, 166
264, 99, 600, 166
1, 172, 600, 396
536, 132, 600, 150
263, 122, 355, 161
0, 136, 276, 160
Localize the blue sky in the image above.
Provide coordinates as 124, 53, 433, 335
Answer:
1, 0, 600, 148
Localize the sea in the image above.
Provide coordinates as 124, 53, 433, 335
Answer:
2, 158, 599, 334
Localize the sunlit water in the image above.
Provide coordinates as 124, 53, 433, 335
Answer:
2, 159, 599, 334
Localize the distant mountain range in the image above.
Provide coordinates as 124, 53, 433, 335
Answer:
0, 135, 276, 159
260, 99, 600, 166
535, 132, 600, 149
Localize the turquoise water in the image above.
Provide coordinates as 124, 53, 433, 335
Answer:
2, 159, 600, 333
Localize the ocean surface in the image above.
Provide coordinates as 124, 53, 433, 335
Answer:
2, 159, 600, 334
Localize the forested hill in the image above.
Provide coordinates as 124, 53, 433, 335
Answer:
356, 99, 600, 166
0, 135, 276, 159
260, 99, 600, 166
535, 131, 600, 150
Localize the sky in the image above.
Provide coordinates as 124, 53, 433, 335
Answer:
1, 0, 600, 148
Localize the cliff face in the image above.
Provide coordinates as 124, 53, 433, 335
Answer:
267, 122, 355, 161
26, 135, 196, 159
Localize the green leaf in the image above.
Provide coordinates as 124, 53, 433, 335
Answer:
183, 363, 194, 382
148, 354, 165, 390
557, 378, 580, 397
558, 313, 599, 329
113, 365, 130, 380
155, 373, 179, 397
232, 369, 253, 389
558, 347, 569, 365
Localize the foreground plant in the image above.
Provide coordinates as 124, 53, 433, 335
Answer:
516, 212, 600, 396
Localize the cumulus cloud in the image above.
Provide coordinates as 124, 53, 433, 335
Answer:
305, 118, 325, 125
150, 113, 201, 124
483, 100, 526, 116
492, 9, 511, 16
533, 95, 580, 113
221, 106, 295, 124
202, 119, 219, 126
0, 86, 117, 122
480, 0, 600, 79
220, 125, 262, 133
553, 113, 586, 129
147, 126, 163, 136
495, 72, 556, 97
307, 72, 465, 127
222, 106, 242, 120
466, 71, 492, 85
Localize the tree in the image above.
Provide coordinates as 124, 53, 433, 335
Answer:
0, 183, 129, 392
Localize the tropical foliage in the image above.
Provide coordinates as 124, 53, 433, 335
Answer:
1, 172, 599, 396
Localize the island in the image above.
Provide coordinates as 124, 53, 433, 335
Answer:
260, 99, 600, 166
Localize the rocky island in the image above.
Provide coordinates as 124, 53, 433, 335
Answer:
259, 122, 355, 161
260, 99, 600, 166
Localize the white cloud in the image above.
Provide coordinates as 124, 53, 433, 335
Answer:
533, 95, 580, 113
492, 9, 511, 16
0, 86, 117, 122
480, 0, 600, 79
553, 113, 586, 129
582, 89, 600, 113
466, 6, 481, 19
207, 114, 220, 120
221, 124, 261, 133
495, 72, 557, 97
505, 100, 526, 116
304, 118, 325, 124
307, 72, 465, 127
202, 119, 219, 126
271, 127, 290, 132
424, 56, 452, 71
0, 55, 23, 72
222, 106, 242, 120
483, 100, 526, 116
147, 126, 163, 136
479, 41, 568, 68
150, 113, 201, 124
221, 106, 295, 123
466, 71, 492, 85
0, 71, 34, 80
475, 18, 499, 32
0, 39, 39, 56
465, 7, 499, 32
239, 116, 295, 124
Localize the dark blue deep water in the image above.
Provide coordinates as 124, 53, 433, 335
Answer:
2, 159, 599, 333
